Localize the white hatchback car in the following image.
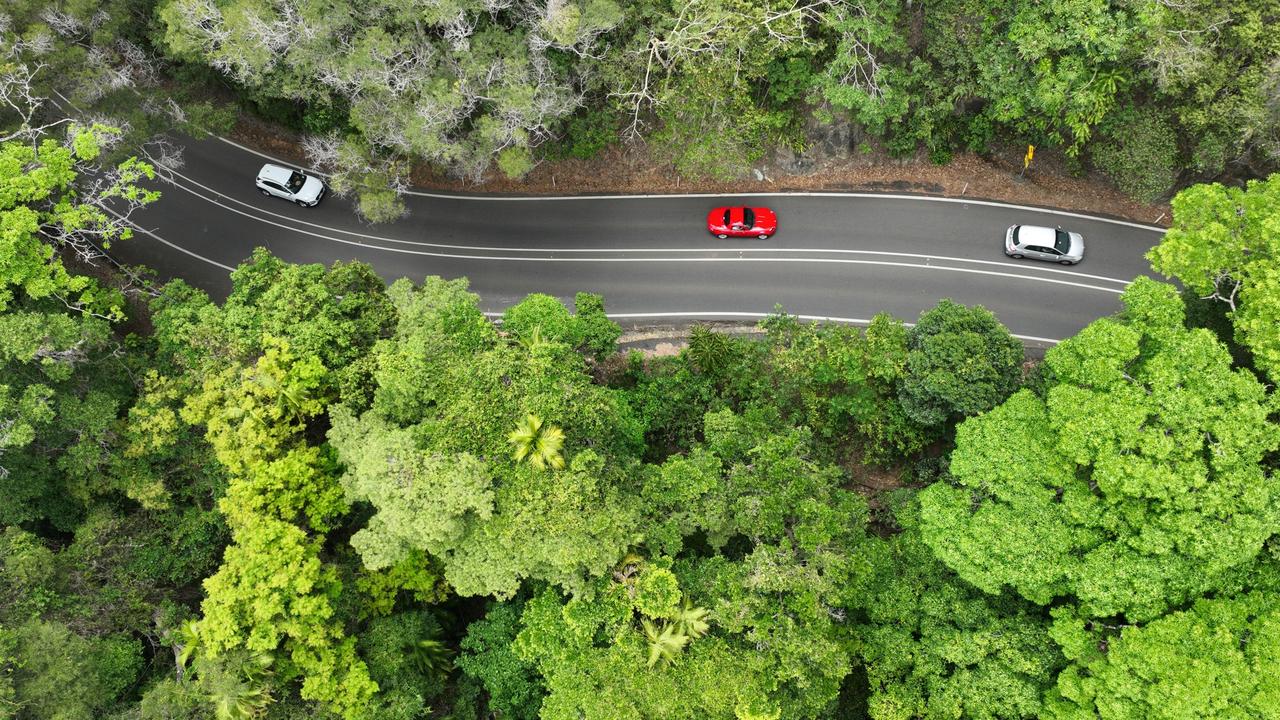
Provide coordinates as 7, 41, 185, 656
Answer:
255, 163, 325, 207
1004, 224, 1084, 265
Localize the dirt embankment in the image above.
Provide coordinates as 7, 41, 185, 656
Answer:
231, 113, 1172, 228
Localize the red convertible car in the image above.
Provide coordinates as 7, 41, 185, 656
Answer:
707, 206, 777, 239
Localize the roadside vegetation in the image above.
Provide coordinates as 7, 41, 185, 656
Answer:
4, 2, 1280, 720
4, 114, 1280, 720
4, 1, 1279, 219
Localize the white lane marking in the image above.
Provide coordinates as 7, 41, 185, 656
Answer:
154, 179, 1125, 295
160, 166, 1133, 286
213, 136, 1165, 233
482, 311, 1062, 344
101, 206, 237, 271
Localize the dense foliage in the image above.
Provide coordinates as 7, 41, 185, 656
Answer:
6, 0, 1268, 216
5, 4, 1280, 718
3, 121, 1278, 715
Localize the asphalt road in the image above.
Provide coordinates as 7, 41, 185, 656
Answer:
115, 134, 1165, 346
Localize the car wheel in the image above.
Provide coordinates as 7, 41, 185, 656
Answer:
1060, 260, 1074, 265
758, 234, 770, 240
259, 188, 270, 197
1010, 254, 1023, 259
295, 199, 308, 206
716, 234, 728, 239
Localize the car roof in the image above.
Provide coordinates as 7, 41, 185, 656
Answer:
1016, 225, 1056, 246
258, 163, 296, 184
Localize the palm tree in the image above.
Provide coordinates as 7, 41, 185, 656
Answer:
672, 600, 710, 640
508, 413, 566, 470
173, 618, 202, 681
517, 325, 554, 354
197, 651, 274, 720
642, 619, 689, 668
687, 324, 733, 377
408, 638, 455, 679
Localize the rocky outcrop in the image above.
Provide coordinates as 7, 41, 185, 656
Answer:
773, 107, 855, 176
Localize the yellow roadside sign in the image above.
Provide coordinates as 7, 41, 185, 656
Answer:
1024, 145, 1035, 169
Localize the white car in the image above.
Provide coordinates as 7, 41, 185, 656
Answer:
1004, 224, 1084, 265
255, 163, 325, 207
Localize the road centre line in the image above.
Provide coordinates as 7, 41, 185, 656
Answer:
214, 137, 1167, 233
153, 179, 1125, 295
159, 166, 1133, 286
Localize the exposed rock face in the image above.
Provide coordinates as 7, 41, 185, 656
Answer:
773, 107, 854, 176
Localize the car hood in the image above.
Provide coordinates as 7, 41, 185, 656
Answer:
1067, 232, 1085, 258
296, 176, 325, 203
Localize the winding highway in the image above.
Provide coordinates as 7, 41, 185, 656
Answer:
116, 134, 1165, 347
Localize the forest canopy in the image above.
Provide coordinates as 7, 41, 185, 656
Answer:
2, 1, 1280, 719
7, 0, 1275, 218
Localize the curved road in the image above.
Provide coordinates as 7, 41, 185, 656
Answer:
116, 135, 1165, 346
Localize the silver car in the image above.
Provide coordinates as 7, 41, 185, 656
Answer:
255, 163, 325, 207
1004, 224, 1084, 265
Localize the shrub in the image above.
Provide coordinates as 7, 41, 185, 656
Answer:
497, 146, 535, 179
558, 107, 620, 160
1091, 106, 1180, 203
574, 292, 621, 360
898, 300, 1023, 425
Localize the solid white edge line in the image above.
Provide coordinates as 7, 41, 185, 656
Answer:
481, 311, 1062, 344
213, 135, 1166, 233
159, 180, 1125, 294
160, 166, 1134, 286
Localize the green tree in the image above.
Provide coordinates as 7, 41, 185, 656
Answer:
1090, 105, 1180, 203
328, 408, 494, 571
511, 411, 874, 718
358, 611, 453, 719
1147, 174, 1280, 381
7, 620, 142, 720
0, 125, 161, 525
500, 292, 621, 361
182, 340, 377, 719
1044, 590, 1280, 719
1131, 0, 1280, 175
332, 277, 643, 598
759, 311, 932, 464
898, 300, 1023, 426
919, 278, 1280, 621
458, 601, 544, 720
858, 503, 1062, 720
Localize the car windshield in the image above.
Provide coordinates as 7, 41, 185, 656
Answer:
743, 208, 755, 227
288, 171, 306, 192
1054, 229, 1071, 253
722, 209, 731, 225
